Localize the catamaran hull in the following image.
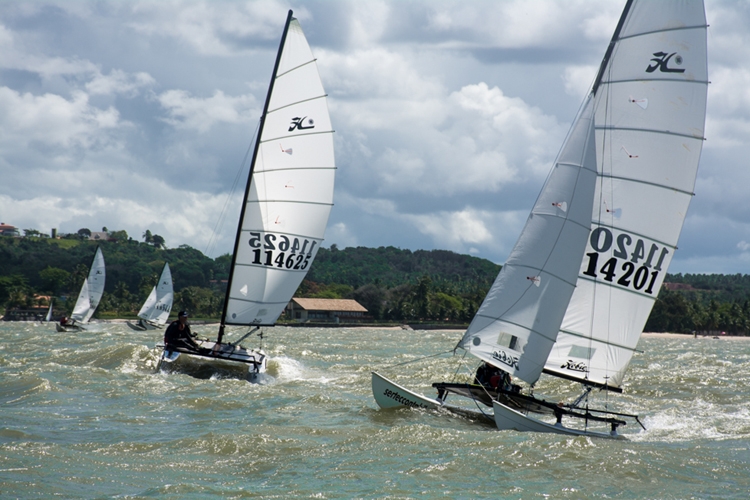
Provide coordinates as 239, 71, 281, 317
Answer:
372, 371, 441, 410
56, 324, 84, 332
126, 320, 159, 331
371, 372, 492, 423
492, 400, 624, 439
157, 339, 267, 382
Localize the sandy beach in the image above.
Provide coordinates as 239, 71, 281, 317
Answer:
642, 332, 750, 340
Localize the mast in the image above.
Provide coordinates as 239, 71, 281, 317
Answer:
591, 0, 633, 96
217, 10, 295, 345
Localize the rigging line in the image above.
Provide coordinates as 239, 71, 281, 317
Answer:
381, 350, 454, 370
204, 120, 260, 258
450, 349, 470, 383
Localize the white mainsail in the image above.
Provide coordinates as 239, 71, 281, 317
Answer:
70, 247, 106, 323
544, 0, 708, 390
221, 11, 335, 331
137, 263, 173, 326
457, 96, 598, 385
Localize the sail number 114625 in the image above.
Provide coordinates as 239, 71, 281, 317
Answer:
581, 227, 669, 295
248, 232, 317, 270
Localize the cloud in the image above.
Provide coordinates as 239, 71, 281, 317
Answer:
0, 87, 122, 153
157, 89, 258, 133
86, 70, 155, 97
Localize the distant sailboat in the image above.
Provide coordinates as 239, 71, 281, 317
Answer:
372, 0, 707, 438
57, 247, 106, 332
158, 10, 336, 380
44, 301, 53, 322
127, 263, 173, 331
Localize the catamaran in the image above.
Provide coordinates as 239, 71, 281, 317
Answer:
372, 0, 708, 438
157, 10, 336, 381
57, 246, 106, 332
127, 263, 173, 331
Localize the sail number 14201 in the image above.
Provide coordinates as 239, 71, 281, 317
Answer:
581, 227, 670, 295
248, 232, 318, 270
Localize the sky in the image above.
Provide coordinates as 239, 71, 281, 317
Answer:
1, 0, 749, 274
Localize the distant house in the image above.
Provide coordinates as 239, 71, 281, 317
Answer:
89, 231, 110, 241
286, 298, 368, 323
0, 223, 19, 237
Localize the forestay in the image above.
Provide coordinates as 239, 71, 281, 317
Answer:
544, 0, 708, 389
457, 96, 599, 385
223, 13, 335, 327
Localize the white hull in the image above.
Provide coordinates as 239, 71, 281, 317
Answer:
158, 339, 267, 382
371, 372, 491, 422
492, 400, 624, 439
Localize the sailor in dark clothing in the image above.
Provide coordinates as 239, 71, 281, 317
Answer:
474, 361, 512, 391
164, 311, 209, 353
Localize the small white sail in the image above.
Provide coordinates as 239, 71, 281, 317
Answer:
222, 13, 335, 328
150, 263, 173, 326
457, 96, 598, 385
137, 287, 158, 320
544, 0, 708, 389
45, 302, 53, 322
71, 278, 90, 322
70, 247, 106, 324
137, 263, 173, 327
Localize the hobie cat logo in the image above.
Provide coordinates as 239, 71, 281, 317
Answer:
561, 359, 588, 372
492, 349, 519, 370
289, 116, 315, 131
646, 51, 685, 73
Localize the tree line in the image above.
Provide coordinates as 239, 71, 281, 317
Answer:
3, 233, 750, 333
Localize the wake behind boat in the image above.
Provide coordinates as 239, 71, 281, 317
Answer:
372, 0, 707, 439
157, 10, 336, 381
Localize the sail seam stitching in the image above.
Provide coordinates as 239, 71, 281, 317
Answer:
245, 200, 333, 206
253, 167, 337, 174
267, 93, 326, 114
557, 328, 641, 354
262, 130, 334, 143
597, 173, 695, 197
471, 314, 559, 343
274, 58, 316, 80
617, 24, 708, 42
594, 125, 705, 141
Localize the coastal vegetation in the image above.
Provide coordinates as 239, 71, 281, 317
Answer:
1, 231, 750, 334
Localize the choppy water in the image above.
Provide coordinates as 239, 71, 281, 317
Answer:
1, 323, 749, 499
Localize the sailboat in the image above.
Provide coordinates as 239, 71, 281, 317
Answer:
44, 301, 53, 322
57, 246, 106, 332
157, 10, 336, 381
372, 0, 707, 438
127, 263, 173, 331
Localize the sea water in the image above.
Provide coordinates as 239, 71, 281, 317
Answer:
1, 323, 748, 499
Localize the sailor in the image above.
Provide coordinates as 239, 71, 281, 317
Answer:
60, 316, 75, 327
474, 362, 511, 391
164, 311, 208, 353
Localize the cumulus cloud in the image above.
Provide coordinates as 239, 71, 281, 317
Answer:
0, 0, 748, 275
157, 89, 258, 132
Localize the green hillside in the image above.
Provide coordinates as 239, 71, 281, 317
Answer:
2, 235, 750, 334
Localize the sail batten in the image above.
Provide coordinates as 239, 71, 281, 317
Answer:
594, 126, 705, 140
617, 24, 709, 42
